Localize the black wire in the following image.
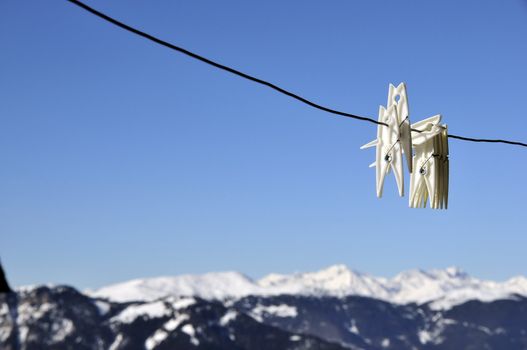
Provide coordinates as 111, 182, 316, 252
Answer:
66, 0, 383, 127
67, 0, 527, 149
448, 134, 527, 147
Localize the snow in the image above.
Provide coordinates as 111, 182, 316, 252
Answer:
17, 302, 53, 320
0, 303, 12, 342
89, 264, 527, 310
418, 330, 432, 344
0, 328, 10, 343
109, 334, 123, 350
19, 326, 28, 343
16, 284, 53, 293
219, 310, 237, 326
51, 318, 74, 342
381, 338, 390, 347
15, 299, 74, 344
181, 324, 199, 346
348, 320, 359, 334
251, 304, 298, 320
415, 314, 456, 345
90, 272, 258, 302
111, 301, 169, 324
94, 300, 110, 316
0, 303, 8, 317
166, 314, 189, 331
258, 264, 392, 298
145, 314, 189, 349
145, 330, 168, 350
171, 297, 196, 310
289, 335, 302, 341
428, 288, 521, 310
0, 303, 10, 342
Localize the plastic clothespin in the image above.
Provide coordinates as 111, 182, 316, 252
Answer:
361, 83, 412, 197
409, 116, 449, 209
387, 83, 413, 173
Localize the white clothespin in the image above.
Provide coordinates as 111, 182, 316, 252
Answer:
387, 83, 413, 173
361, 83, 412, 197
409, 116, 449, 209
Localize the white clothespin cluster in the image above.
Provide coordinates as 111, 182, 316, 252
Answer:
410, 116, 449, 209
361, 83, 449, 209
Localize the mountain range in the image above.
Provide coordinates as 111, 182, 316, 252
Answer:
1, 265, 527, 350
89, 264, 527, 310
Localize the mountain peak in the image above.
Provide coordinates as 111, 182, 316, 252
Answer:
393, 266, 469, 284
91, 271, 258, 302
317, 264, 353, 275
88, 265, 527, 310
444, 266, 466, 278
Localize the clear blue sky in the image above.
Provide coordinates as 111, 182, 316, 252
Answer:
1, 0, 527, 289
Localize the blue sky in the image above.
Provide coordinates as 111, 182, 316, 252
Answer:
1, 0, 527, 289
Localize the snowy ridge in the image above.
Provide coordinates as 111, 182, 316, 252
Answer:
88, 265, 527, 310
89, 272, 258, 303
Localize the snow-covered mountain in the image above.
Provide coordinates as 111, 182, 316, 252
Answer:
4, 266, 527, 349
4, 284, 527, 350
89, 265, 527, 310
